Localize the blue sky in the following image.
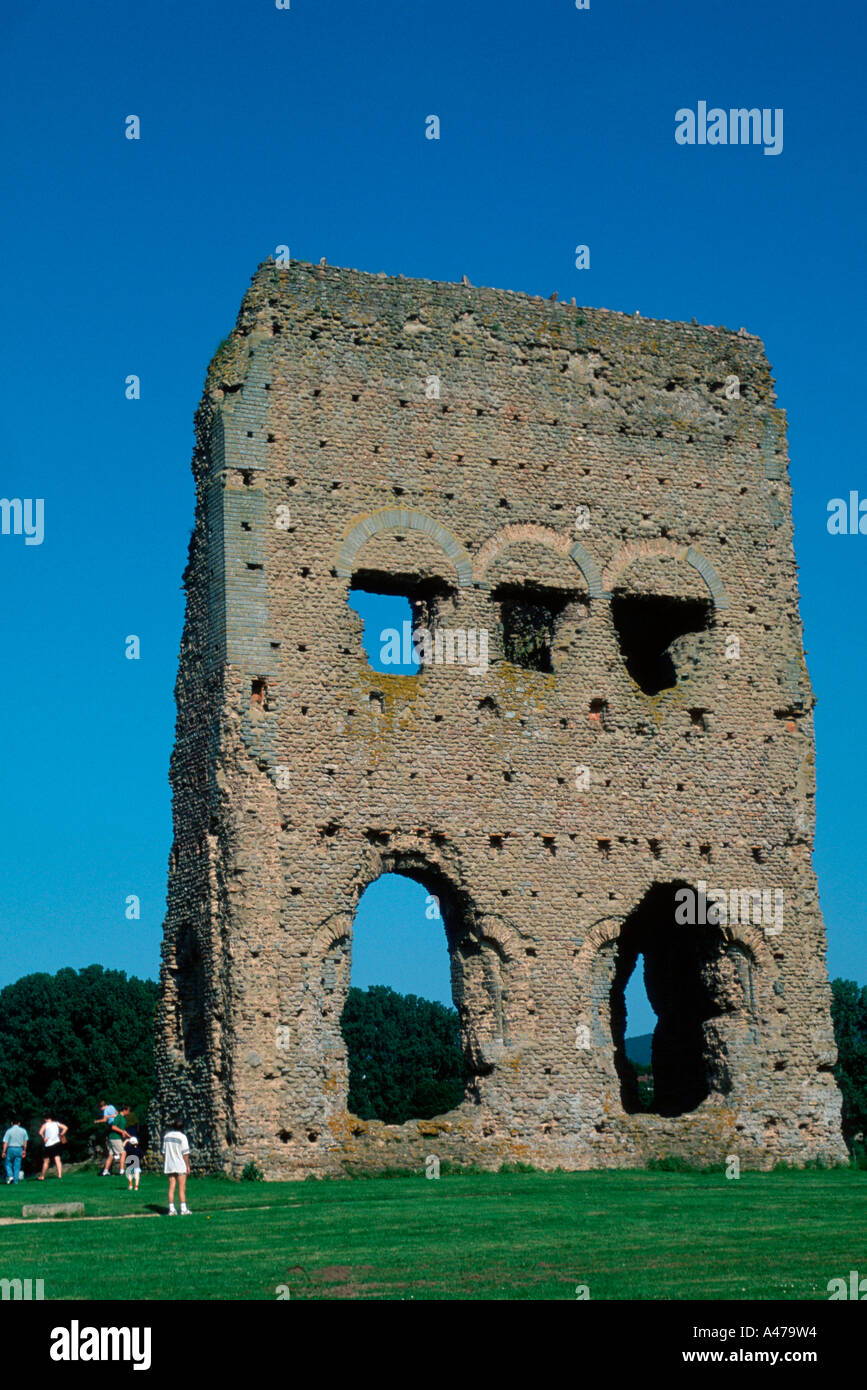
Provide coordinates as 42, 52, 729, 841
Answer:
0, 0, 864, 1038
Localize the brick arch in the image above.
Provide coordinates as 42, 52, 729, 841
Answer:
457, 913, 535, 1048
572, 916, 624, 983
721, 922, 774, 973
603, 541, 729, 610
375, 837, 472, 926
474, 524, 571, 581
572, 896, 773, 978
574, 907, 772, 984
336, 508, 473, 586
569, 541, 605, 599
573, 917, 626, 1053
306, 914, 352, 960
683, 546, 729, 611
326, 837, 476, 957
473, 914, 524, 962
473, 523, 604, 597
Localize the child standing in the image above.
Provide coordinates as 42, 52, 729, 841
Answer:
162, 1120, 191, 1215
124, 1126, 142, 1191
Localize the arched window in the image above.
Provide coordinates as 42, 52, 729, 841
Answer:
610, 883, 732, 1116
610, 593, 712, 695
348, 571, 455, 675
340, 873, 467, 1122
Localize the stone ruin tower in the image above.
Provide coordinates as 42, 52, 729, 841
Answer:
152, 258, 845, 1175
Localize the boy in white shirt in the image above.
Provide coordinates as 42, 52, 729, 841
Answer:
162, 1121, 192, 1215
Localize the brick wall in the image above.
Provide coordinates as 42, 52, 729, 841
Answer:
151, 260, 846, 1175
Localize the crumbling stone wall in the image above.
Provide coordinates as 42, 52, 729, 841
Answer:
151, 259, 846, 1175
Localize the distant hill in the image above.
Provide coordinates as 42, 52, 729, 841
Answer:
625, 1033, 653, 1068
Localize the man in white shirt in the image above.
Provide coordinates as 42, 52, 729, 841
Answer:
38, 1114, 68, 1180
162, 1121, 192, 1215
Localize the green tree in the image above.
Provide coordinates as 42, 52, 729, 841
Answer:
341, 985, 468, 1124
830, 978, 867, 1146
0, 965, 159, 1162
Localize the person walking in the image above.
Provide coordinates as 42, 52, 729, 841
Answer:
110, 1106, 133, 1176
96, 1100, 120, 1176
162, 1120, 192, 1215
38, 1114, 68, 1180
2, 1120, 28, 1184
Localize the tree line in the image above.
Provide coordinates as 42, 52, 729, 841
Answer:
0, 966, 864, 1159
0, 965, 158, 1159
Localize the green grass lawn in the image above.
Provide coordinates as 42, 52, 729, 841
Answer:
0, 1167, 863, 1301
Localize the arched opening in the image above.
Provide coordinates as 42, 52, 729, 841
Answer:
611, 883, 731, 1117
348, 571, 454, 675
340, 871, 470, 1123
348, 588, 420, 675
611, 592, 712, 695
349, 873, 452, 1002
493, 581, 582, 672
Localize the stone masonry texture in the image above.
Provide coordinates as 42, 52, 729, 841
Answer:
151, 258, 846, 1176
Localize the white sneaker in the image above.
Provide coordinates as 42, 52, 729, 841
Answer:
180, 1206, 192, 1215
168, 1205, 177, 1215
